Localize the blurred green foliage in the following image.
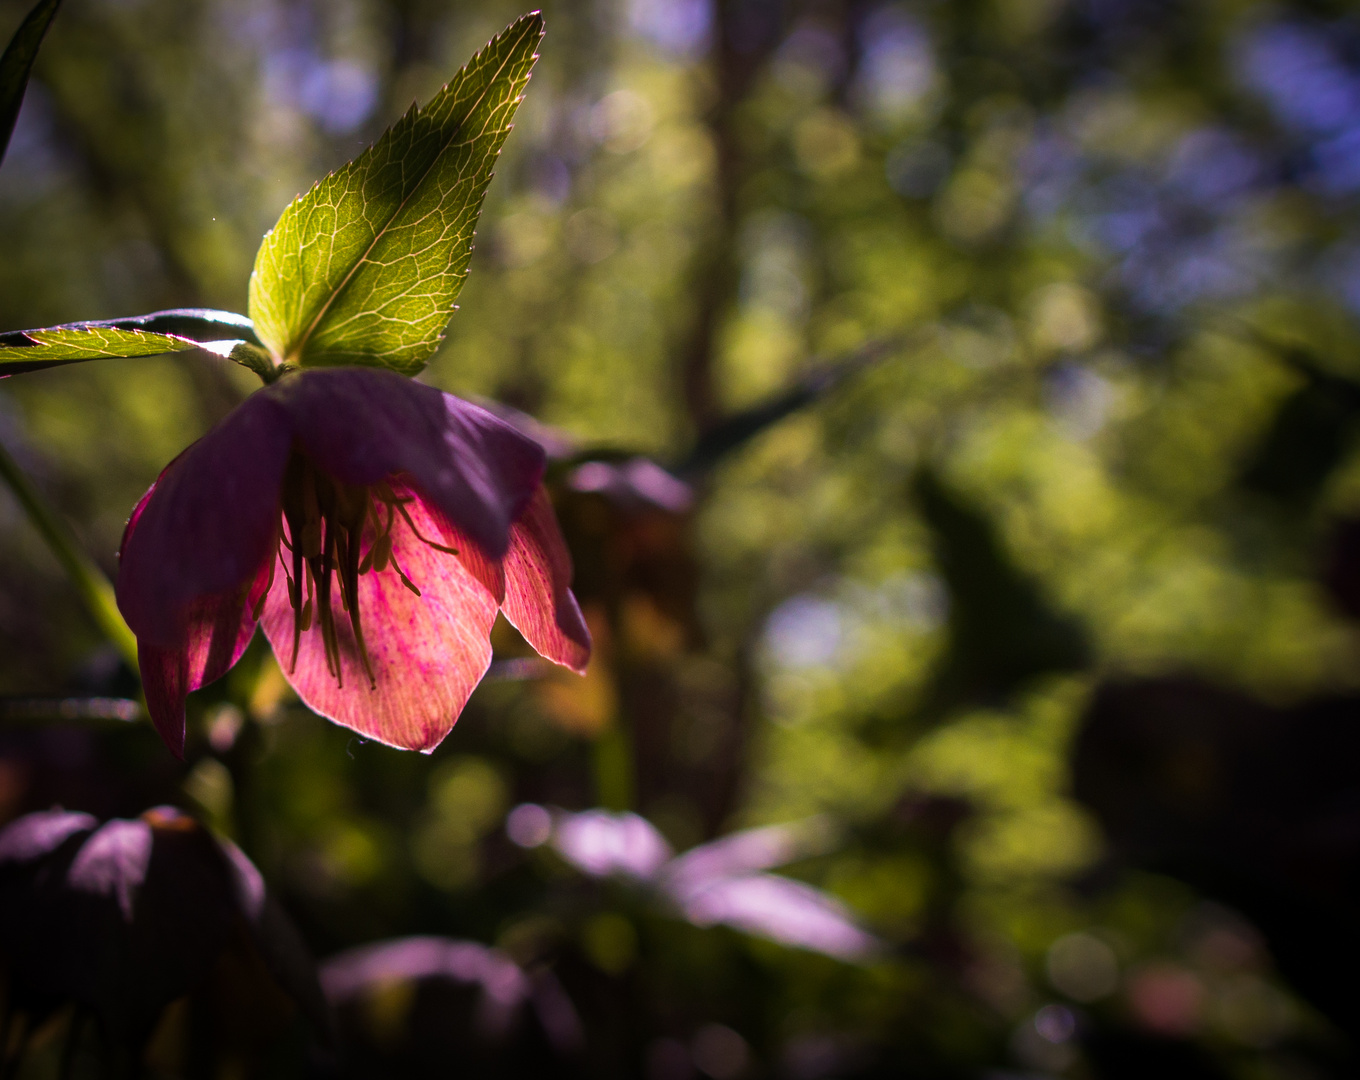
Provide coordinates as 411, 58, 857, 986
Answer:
2, 0, 1360, 1075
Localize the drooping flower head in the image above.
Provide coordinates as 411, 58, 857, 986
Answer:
116, 366, 590, 757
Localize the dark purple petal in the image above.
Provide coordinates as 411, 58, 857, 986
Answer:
67, 818, 153, 922
117, 391, 292, 648
321, 937, 528, 1004
268, 368, 545, 559
136, 570, 271, 758
320, 937, 575, 1052
219, 838, 265, 920
568, 457, 694, 512
0, 809, 97, 866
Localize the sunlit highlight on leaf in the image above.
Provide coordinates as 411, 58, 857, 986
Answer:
248, 13, 544, 375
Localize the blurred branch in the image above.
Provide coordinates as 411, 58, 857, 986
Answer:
0, 440, 137, 669
593, 724, 635, 811
677, 0, 780, 432
0, 695, 139, 722
672, 336, 909, 477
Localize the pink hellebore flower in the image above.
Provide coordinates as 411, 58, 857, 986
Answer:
116, 367, 590, 757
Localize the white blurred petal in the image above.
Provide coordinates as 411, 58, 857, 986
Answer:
672, 873, 880, 961
552, 809, 673, 880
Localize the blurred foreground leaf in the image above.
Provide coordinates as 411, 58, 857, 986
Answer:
1239, 358, 1360, 504
914, 471, 1090, 718
0, 0, 61, 167
248, 12, 543, 375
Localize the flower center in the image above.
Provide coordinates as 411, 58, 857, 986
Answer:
260, 452, 460, 688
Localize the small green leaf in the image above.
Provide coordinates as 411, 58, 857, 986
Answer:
0, 0, 61, 167
0, 326, 199, 377
0, 308, 258, 377
248, 12, 543, 375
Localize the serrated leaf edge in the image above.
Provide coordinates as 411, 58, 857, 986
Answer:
250, 12, 544, 369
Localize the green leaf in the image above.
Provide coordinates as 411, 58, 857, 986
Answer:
0, 325, 200, 377
86, 307, 259, 345
0, 308, 257, 377
248, 12, 543, 376
0, 0, 61, 167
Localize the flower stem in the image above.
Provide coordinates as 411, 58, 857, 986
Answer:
0, 439, 137, 669
228, 342, 291, 384
593, 722, 634, 811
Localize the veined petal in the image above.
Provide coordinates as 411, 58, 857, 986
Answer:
138, 571, 269, 758
258, 491, 499, 752
502, 487, 590, 672
398, 485, 505, 603
117, 393, 292, 649
268, 368, 544, 560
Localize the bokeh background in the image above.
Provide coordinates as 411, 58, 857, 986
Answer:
1, 0, 1360, 1076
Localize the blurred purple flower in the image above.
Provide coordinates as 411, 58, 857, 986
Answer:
569, 458, 694, 513
676, 874, 879, 960
322, 936, 584, 1057
0, 807, 328, 1048
531, 807, 881, 962
552, 809, 673, 879
323, 937, 532, 1036
659, 821, 818, 896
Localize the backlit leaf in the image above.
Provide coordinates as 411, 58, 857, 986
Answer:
0, 326, 198, 376
0, 308, 257, 377
248, 12, 543, 375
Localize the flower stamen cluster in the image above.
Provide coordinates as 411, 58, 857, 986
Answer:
269, 453, 463, 690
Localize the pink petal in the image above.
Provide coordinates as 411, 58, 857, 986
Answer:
138, 572, 268, 758
673, 873, 881, 961
258, 490, 499, 752
117, 392, 292, 649
398, 488, 506, 604
268, 368, 545, 560
551, 810, 672, 879
502, 487, 590, 672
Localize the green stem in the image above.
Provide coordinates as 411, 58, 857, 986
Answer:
593, 721, 634, 811
0, 439, 138, 669
228, 341, 290, 384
